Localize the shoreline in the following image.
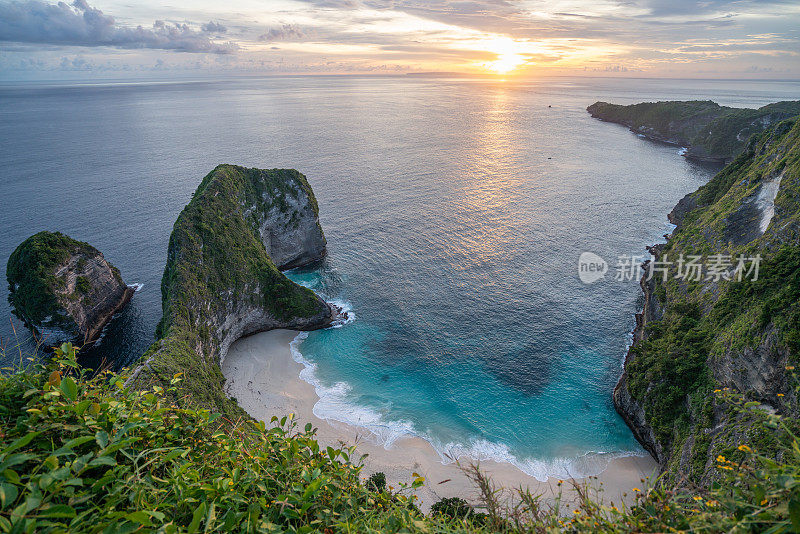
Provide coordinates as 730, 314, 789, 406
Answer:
221, 329, 658, 512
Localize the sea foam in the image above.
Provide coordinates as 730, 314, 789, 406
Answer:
289, 324, 646, 482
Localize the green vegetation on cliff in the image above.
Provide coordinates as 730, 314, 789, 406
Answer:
6, 232, 96, 328
587, 100, 800, 162
623, 117, 800, 482
138, 165, 330, 417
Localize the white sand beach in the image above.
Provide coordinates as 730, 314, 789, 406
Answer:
221, 330, 658, 513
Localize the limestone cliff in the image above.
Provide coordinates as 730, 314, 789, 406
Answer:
588, 100, 800, 163
614, 117, 800, 483
6, 231, 133, 346
132, 165, 336, 414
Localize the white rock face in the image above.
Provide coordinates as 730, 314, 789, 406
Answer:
257, 184, 327, 269
756, 171, 784, 233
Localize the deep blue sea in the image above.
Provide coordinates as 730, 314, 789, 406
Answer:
1, 76, 798, 479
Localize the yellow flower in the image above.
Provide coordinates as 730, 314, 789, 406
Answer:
633, 487, 641, 492
716, 455, 726, 463
761, 499, 768, 505
786, 366, 795, 371
778, 393, 785, 397
693, 496, 703, 501
713, 389, 721, 393
574, 510, 581, 514
738, 445, 751, 452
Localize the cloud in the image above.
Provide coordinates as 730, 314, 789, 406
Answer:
201, 21, 227, 34
0, 0, 238, 53
259, 24, 307, 42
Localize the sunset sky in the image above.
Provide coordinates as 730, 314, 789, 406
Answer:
0, 0, 798, 79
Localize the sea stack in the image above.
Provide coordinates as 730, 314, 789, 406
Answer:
132, 165, 337, 414
6, 231, 134, 347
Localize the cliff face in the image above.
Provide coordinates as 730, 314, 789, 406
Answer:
133, 165, 335, 414
615, 118, 800, 483
6, 231, 133, 346
588, 100, 800, 163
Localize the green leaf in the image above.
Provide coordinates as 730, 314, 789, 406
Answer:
302, 478, 323, 501
3, 469, 20, 484
0, 432, 40, 456
62, 436, 95, 450
0, 454, 36, 472
37, 504, 76, 518
74, 399, 92, 415
187, 502, 207, 534
125, 511, 152, 526
0, 483, 18, 510
790, 499, 800, 533
60, 376, 78, 401
88, 456, 117, 468
95, 431, 109, 449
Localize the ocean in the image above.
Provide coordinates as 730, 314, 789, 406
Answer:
1, 75, 798, 479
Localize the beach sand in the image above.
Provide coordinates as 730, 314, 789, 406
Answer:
221, 330, 658, 513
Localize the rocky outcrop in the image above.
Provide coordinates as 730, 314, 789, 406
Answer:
132, 165, 338, 414
613, 116, 800, 483
255, 178, 327, 270
6, 231, 133, 346
588, 100, 800, 164
667, 193, 698, 227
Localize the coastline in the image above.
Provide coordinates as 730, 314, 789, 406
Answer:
221, 329, 658, 512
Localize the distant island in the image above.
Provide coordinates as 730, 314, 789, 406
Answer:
587, 99, 800, 163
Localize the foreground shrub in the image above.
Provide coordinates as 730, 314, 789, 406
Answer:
431, 497, 473, 520
366, 472, 387, 493
0, 344, 435, 533
2, 344, 800, 532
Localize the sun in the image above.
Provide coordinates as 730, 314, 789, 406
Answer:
487, 53, 525, 74
483, 37, 526, 74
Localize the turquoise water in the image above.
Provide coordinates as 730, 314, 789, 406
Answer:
2, 76, 799, 478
